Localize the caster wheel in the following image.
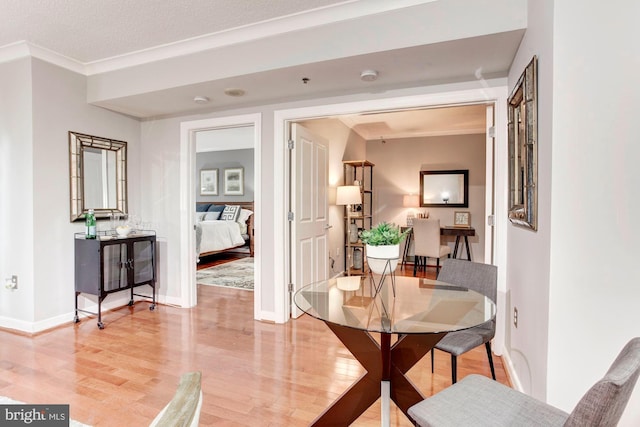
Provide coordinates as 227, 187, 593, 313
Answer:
150, 305, 155, 311
97, 322, 104, 329
73, 316, 80, 323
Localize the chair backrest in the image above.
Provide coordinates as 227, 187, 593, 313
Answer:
564, 337, 640, 427
437, 258, 497, 303
150, 371, 203, 427
413, 218, 442, 258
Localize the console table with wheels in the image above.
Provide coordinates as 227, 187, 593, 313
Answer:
74, 231, 156, 329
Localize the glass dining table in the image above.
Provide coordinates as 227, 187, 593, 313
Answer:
294, 274, 496, 426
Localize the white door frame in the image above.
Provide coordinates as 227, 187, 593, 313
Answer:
179, 113, 262, 318
274, 85, 508, 355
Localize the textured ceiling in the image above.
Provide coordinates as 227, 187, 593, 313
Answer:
0, 0, 525, 134
0, 0, 346, 62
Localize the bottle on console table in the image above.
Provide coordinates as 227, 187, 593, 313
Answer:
85, 209, 96, 239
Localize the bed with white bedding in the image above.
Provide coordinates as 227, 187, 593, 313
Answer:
195, 202, 254, 261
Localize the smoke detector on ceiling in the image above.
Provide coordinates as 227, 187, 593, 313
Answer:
193, 96, 210, 104
360, 69, 378, 82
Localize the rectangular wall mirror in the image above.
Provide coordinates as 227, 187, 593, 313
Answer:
508, 56, 538, 230
419, 169, 469, 207
69, 131, 128, 222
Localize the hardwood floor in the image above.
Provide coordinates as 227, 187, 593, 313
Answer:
197, 251, 251, 270
0, 264, 509, 426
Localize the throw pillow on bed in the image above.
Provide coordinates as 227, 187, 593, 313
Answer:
220, 205, 241, 221
237, 208, 253, 224
203, 211, 220, 221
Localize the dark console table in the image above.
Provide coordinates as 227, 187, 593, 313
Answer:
74, 231, 156, 329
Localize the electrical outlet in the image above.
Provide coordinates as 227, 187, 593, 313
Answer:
5, 275, 18, 290
513, 307, 518, 328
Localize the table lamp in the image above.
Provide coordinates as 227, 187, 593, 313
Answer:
336, 185, 362, 275
403, 194, 420, 226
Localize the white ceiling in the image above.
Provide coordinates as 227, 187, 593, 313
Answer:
0, 0, 347, 63
0, 0, 526, 137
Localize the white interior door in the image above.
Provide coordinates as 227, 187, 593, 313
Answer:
290, 123, 329, 318
485, 104, 495, 264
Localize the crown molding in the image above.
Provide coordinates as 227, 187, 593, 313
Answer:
84, 0, 433, 75
1, 0, 432, 76
0, 41, 31, 64
0, 40, 86, 74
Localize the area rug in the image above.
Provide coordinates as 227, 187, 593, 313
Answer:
196, 258, 254, 290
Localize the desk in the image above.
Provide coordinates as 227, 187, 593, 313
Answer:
401, 226, 476, 267
294, 275, 495, 426
441, 226, 475, 261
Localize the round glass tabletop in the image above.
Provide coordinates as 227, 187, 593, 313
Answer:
294, 275, 495, 335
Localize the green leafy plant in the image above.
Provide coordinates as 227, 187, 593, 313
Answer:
359, 222, 409, 246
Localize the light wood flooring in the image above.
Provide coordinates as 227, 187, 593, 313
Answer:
0, 263, 509, 426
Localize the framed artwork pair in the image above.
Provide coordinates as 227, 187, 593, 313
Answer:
200, 167, 244, 196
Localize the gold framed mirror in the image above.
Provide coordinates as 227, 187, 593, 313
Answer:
69, 131, 128, 222
508, 56, 538, 230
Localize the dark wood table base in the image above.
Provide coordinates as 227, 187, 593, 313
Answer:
310, 322, 446, 426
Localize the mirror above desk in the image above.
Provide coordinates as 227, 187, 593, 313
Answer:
69, 131, 128, 222
419, 169, 469, 208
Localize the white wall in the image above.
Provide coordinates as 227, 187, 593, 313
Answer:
0, 58, 35, 328
0, 58, 140, 332
366, 134, 486, 263
507, 1, 640, 424
546, 1, 640, 424
505, 0, 554, 399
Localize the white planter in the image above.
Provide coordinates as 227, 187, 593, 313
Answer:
366, 244, 400, 275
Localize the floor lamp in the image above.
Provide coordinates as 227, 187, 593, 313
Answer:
336, 185, 362, 276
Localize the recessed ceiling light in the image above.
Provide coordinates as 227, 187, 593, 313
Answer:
193, 96, 210, 104
224, 88, 246, 97
360, 69, 378, 82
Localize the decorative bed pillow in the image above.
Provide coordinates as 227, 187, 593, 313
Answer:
220, 205, 241, 221
196, 203, 212, 212
207, 204, 225, 213
203, 211, 220, 221
195, 212, 206, 222
237, 208, 253, 224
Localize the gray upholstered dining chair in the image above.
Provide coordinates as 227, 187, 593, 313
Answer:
431, 258, 497, 384
412, 218, 451, 278
409, 337, 640, 427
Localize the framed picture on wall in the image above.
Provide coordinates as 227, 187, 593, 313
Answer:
224, 167, 244, 195
200, 169, 218, 195
454, 211, 471, 228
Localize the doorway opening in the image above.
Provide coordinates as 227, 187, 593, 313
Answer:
179, 113, 262, 319
276, 92, 504, 324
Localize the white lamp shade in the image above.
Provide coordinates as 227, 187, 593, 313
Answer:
403, 194, 420, 207
336, 185, 361, 205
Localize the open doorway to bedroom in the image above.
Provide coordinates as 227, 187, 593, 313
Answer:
195, 126, 255, 293
179, 113, 261, 318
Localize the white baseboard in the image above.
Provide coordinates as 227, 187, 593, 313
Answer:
500, 347, 524, 392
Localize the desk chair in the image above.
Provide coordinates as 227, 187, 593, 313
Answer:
409, 337, 640, 427
412, 218, 451, 278
430, 259, 497, 384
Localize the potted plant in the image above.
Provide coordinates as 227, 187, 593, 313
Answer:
359, 222, 410, 275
